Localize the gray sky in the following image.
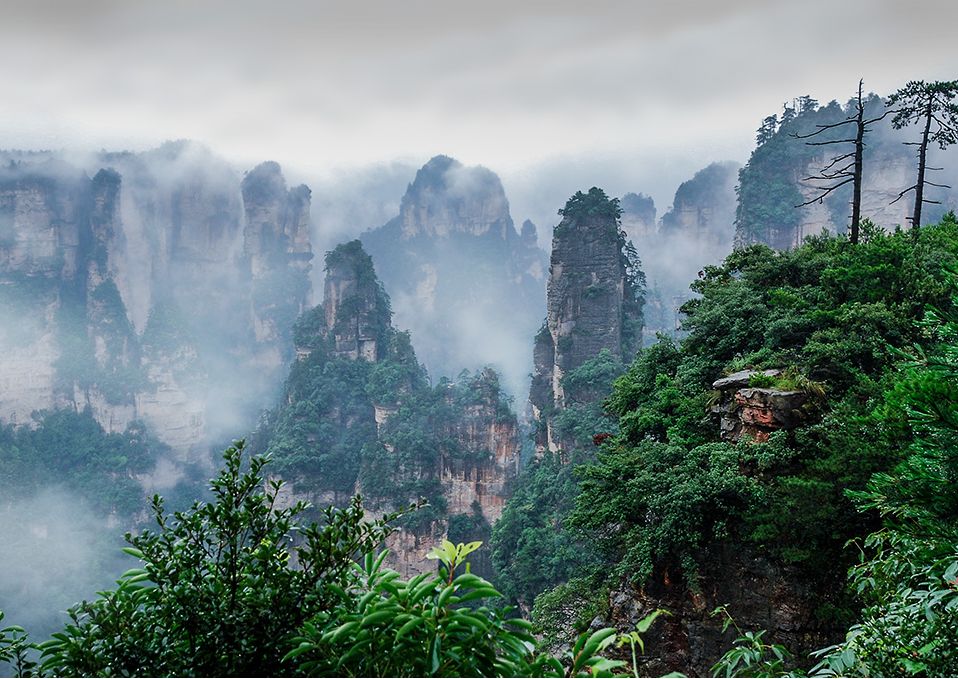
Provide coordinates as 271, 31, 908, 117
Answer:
0, 0, 955, 201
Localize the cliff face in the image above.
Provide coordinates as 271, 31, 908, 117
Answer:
0, 144, 313, 463
604, 545, 843, 677
361, 155, 547, 396
267, 241, 521, 578
529, 188, 643, 456
322, 242, 388, 361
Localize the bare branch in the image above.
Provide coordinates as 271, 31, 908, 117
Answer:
819, 152, 856, 171
924, 180, 952, 189
791, 118, 856, 138
807, 161, 855, 181
890, 184, 919, 205
863, 109, 894, 125
805, 138, 858, 146
795, 176, 855, 206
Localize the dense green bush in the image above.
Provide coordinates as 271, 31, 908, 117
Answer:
491, 452, 595, 607
37, 442, 401, 677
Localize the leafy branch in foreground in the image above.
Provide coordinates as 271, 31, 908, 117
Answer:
2, 440, 667, 677
36, 441, 406, 677
710, 606, 793, 678
0, 611, 36, 677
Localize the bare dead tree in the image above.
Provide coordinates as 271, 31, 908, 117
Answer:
793, 79, 889, 244
887, 80, 958, 232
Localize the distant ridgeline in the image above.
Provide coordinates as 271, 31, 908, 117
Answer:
256, 240, 521, 578
361, 155, 547, 396
0, 142, 313, 467
735, 93, 958, 248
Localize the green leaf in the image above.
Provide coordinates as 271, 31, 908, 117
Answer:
431, 634, 441, 674
437, 583, 456, 608
331, 620, 360, 643
361, 610, 397, 628
456, 587, 502, 603
636, 609, 668, 633
395, 616, 425, 641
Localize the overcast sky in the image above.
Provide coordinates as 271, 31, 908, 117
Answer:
0, 0, 955, 210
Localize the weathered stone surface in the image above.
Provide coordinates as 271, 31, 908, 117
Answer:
361, 155, 546, 394
322, 243, 387, 362
602, 545, 845, 677
711, 368, 780, 391
711, 370, 818, 443
0, 145, 314, 463
277, 243, 521, 578
529, 193, 643, 456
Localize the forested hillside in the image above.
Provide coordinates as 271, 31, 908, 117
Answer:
495, 212, 958, 674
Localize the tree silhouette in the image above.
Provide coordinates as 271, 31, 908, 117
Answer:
794, 79, 889, 244
887, 79, 958, 231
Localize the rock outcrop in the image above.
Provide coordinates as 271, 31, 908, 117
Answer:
361, 155, 547, 397
529, 188, 644, 456
710, 369, 820, 443
322, 241, 389, 361
0, 143, 313, 462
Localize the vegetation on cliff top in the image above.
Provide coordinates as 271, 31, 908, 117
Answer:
494, 214, 958, 673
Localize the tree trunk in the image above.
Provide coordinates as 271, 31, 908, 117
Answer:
913, 99, 933, 232
851, 81, 864, 244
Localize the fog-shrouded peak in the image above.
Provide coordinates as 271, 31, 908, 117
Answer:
398, 155, 514, 240
362, 154, 547, 397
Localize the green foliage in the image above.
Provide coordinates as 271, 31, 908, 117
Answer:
0, 611, 36, 678
286, 537, 659, 678
605, 335, 709, 446
37, 442, 401, 677
888, 80, 958, 142
736, 94, 895, 244
270, 303, 516, 536
711, 606, 793, 678
746, 368, 826, 398
572, 439, 766, 588
562, 349, 624, 404
0, 409, 164, 518
531, 575, 611, 649
558, 187, 622, 222
491, 453, 596, 607
542, 217, 958, 634
1, 443, 673, 678
809, 274, 958, 677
